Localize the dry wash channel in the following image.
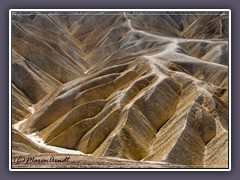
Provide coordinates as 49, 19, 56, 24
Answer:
11, 11, 229, 168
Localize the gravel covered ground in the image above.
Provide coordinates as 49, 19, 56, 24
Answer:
12, 153, 188, 169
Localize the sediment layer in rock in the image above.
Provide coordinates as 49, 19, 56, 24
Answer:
11, 11, 229, 168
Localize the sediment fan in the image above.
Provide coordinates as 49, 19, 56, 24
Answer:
11, 11, 228, 168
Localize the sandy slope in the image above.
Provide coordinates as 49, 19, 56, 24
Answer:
11, 11, 229, 168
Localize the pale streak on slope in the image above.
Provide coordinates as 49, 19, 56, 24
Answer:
107, 59, 167, 142
28, 106, 35, 114
124, 14, 227, 67
12, 106, 35, 130
13, 106, 85, 155
122, 14, 183, 59
97, 16, 227, 151
123, 12, 134, 31
13, 118, 28, 130
25, 133, 85, 155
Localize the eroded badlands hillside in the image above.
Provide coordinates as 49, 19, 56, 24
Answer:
11, 11, 229, 168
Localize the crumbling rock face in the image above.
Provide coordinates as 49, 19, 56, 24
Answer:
11, 11, 229, 168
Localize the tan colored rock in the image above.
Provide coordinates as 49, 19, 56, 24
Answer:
11, 11, 229, 168
12, 129, 55, 155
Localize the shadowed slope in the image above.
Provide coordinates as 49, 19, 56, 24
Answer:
11, 11, 229, 168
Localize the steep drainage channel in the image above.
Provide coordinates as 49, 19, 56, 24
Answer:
13, 106, 85, 155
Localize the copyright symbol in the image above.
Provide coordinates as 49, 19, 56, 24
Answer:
14, 156, 25, 163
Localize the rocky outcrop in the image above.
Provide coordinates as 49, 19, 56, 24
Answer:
12, 129, 55, 155
11, 11, 229, 168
